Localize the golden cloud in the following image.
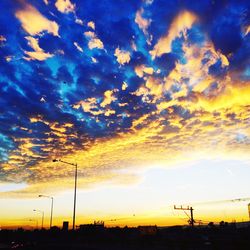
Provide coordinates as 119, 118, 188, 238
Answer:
55, 0, 75, 13
114, 48, 131, 65
15, 3, 59, 36
100, 89, 118, 108
2, 9, 250, 199
88, 38, 104, 50
24, 36, 53, 61
150, 10, 198, 58
135, 8, 151, 35
135, 65, 154, 78
74, 98, 104, 115
84, 31, 104, 50
87, 21, 95, 30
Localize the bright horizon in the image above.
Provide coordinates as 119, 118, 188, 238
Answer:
0, 0, 250, 229
2, 158, 250, 229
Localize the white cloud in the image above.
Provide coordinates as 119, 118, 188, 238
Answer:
144, 0, 154, 5
91, 57, 98, 63
75, 18, 84, 25
74, 42, 83, 52
131, 40, 137, 51
5, 56, 14, 62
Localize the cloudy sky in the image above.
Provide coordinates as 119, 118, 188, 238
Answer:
0, 0, 250, 228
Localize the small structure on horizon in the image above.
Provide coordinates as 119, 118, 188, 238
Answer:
62, 221, 69, 231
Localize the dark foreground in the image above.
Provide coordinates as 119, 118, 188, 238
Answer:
1, 224, 250, 250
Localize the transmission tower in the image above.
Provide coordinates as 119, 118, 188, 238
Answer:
174, 205, 195, 227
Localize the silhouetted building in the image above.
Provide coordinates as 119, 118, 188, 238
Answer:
79, 221, 105, 232
138, 226, 157, 235
63, 221, 69, 231
50, 226, 60, 231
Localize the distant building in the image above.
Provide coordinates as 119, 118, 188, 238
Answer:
50, 226, 60, 231
235, 221, 250, 229
137, 225, 157, 235
79, 221, 104, 231
62, 221, 69, 231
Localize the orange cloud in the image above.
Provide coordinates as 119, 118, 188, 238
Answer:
2, 7, 250, 201
135, 65, 154, 78
244, 25, 250, 36
55, 0, 75, 13
15, 3, 59, 36
135, 8, 151, 35
114, 48, 131, 65
150, 10, 198, 58
87, 21, 95, 30
84, 31, 104, 50
193, 84, 250, 112
100, 89, 118, 108
24, 36, 53, 61
88, 38, 104, 50
73, 98, 104, 115
122, 82, 128, 90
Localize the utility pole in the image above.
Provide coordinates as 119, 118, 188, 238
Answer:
33, 209, 44, 229
174, 205, 195, 227
53, 159, 78, 230
39, 195, 54, 229
73, 162, 77, 231
248, 203, 250, 221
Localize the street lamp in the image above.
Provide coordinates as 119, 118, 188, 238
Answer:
33, 209, 44, 229
53, 159, 78, 230
38, 195, 54, 229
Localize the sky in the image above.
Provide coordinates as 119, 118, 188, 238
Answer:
0, 0, 250, 228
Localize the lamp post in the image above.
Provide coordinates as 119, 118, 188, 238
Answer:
33, 209, 44, 229
53, 159, 78, 230
38, 195, 54, 229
